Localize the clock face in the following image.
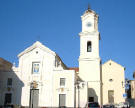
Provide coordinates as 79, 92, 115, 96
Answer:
86, 22, 92, 27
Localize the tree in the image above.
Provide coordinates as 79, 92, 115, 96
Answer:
125, 78, 131, 98
133, 72, 135, 79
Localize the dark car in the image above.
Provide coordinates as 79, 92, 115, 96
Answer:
86, 102, 100, 108
103, 104, 115, 108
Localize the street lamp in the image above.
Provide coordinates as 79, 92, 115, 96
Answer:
75, 80, 86, 108
76, 80, 80, 108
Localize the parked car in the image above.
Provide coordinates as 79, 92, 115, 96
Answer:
4, 104, 13, 108
86, 102, 100, 108
115, 102, 130, 108
103, 104, 115, 108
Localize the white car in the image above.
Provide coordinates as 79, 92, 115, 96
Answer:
115, 102, 130, 108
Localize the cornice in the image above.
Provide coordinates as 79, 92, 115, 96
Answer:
78, 57, 101, 61
79, 31, 99, 37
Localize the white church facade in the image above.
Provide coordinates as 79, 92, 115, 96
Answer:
0, 7, 126, 108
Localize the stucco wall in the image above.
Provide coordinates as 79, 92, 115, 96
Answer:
102, 60, 125, 104
53, 69, 75, 107
17, 44, 75, 107
131, 80, 135, 99
0, 70, 22, 106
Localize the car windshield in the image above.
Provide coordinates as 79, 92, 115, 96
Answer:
88, 103, 99, 107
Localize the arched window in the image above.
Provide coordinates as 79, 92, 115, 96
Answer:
87, 41, 92, 52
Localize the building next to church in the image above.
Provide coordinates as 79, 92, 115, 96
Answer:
0, 7, 126, 108
102, 60, 125, 104
130, 80, 135, 99
0, 58, 23, 107
130, 72, 135, 99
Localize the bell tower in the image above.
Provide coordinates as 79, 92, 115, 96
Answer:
79, 6, 102, 105
79, 6, 99, 60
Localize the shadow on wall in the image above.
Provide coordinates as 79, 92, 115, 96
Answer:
0, 59, 24, 107
12, 70, 24, 106
88, 88, 98, 102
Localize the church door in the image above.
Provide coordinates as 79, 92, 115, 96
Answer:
59, 94, 66, 108
30, 89, 39, 108
108, 90, 114, 104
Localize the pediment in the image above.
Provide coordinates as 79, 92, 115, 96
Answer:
102, 59, 125, 69
18, 41, 56, 58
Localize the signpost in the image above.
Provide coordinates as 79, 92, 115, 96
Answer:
123, 93, 127, 98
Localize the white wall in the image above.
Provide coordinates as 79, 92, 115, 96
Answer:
18, 47, 55, 106
53, 69, 75, 107
17, 43, 75, 107
0, 70, 23, 106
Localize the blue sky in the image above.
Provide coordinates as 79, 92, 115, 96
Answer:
0, 0, 135, 80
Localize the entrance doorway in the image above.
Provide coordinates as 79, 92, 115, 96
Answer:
108, 90, 114, 104
4, 93, 12, 105
88, 97, 94, 102
59, 94, 66, 108
29, 89, 39, 108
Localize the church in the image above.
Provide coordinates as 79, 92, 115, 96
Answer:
0, 7, 126, 108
